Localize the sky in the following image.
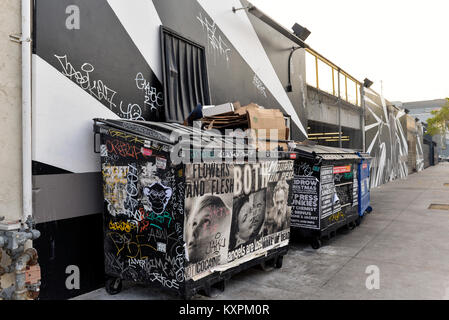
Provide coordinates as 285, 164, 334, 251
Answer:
249, 0, 449, 103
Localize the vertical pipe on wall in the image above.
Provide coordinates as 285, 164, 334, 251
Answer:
21, 0, 32, 223
337, 69, 342, 148
361, 86, 366, 152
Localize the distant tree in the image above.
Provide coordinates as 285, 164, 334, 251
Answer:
426, 98, 449, 136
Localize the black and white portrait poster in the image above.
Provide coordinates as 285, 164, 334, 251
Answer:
184, 160, 294, 281
184, 163, 234, 281
228, 160, 293, 264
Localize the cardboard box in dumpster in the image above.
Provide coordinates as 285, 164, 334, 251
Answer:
246, 107, 288, 152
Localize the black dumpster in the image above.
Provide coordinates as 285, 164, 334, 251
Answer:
290, 143, 361, 249
93, 118, 294, 298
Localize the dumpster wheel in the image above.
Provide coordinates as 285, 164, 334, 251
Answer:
260, 258, 275, 271
105, 277, 122, 295
275, 256, 284, 269
310, 238, 322, 250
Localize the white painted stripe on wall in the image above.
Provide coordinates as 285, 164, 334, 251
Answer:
365, 105, 383, 126
366, 131, 379, 154
32, 55, 119, 173
365, 122, 380, 132
197, 0, 307, 137
107, 0, 163, 81
364, 95, 381, 108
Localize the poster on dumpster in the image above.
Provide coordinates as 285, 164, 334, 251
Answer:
184, 160, 293, 281
184, 163, 234, 281
227, 161, 293, 265
291, 176, 320, 229
352, 166, 358, 207
320, 166, 335, 219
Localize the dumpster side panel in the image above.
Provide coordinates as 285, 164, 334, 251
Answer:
184, 160, 293, 282
292, 158, 359, 237
291, 159, 321, 230
100, 128, 186, 292
358, 160, 371, 216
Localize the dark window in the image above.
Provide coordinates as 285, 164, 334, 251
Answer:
161, 26, 211, 123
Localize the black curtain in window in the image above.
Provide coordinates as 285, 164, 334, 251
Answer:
161, 26, 211, 123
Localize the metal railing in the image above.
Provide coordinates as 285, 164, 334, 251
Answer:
305, 47, 361, 107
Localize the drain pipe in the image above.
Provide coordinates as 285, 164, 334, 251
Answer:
22, 0, 33, 224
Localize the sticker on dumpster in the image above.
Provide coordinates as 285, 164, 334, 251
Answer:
352, 168, 358, 207
157, 242, 167, 253
156, 157, 167, 170
141, 147, 153, 156
143, 182, 173, 215
333, 165, 351, 174
320, 166, 336, 219
291, 176, 320, 230
320, 166, 334, 184
362, 163, 368, 169
100, 144, 108, 157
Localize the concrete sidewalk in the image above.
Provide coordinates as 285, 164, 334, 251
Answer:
74, 163, 449, 300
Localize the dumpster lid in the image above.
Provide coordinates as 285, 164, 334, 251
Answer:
94, 118, 249, 150
356, 152, 372, 159
293, 142, 361, 160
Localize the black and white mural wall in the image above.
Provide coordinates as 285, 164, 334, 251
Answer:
33, 0, 308, 176
32, 0, 308, 298
416, 122, 425, 172
363, 88, 409, 188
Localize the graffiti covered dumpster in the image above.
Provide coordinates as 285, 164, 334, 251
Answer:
290, 143, 361, 249
93, 118, 294, 298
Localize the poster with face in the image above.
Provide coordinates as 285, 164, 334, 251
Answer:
184, 160, 294, 281
184, 163, 234, 280
229, 160, 293, 263
263, 176, 291, 236
228, 189, 267, 251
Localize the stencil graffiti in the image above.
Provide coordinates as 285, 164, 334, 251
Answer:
143, 182, 173, 215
